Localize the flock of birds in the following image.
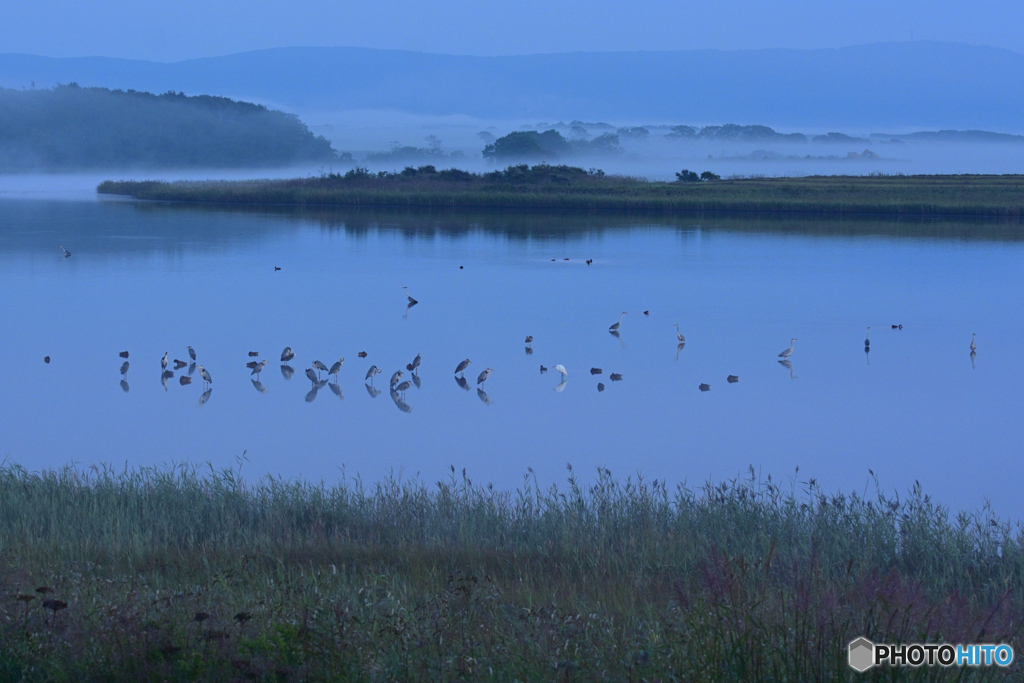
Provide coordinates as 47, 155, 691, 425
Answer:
107, 283, 984, 410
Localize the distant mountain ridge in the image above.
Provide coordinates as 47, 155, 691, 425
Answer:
1, 43, 1023, 131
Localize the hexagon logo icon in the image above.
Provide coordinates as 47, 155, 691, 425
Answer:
848, 637, 874, 672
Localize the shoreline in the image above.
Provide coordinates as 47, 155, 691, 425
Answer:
97, 170, 1024, 219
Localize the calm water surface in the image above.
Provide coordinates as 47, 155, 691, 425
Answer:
1, 198, 1022, 517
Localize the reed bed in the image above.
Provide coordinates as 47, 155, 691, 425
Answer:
0, 462, 1021, 681
98, 171, 1024, 217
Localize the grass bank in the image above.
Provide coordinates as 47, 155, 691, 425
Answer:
98, 165, 1024, 217
0, 462, 1020, 681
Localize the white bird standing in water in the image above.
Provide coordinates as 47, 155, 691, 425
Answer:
197, 365, 212, 386
674, 324, 685, 343
970, 333, 977, 353
609, 312, 626, 332
778, 339, 797, 359
403, 287, 418, 305
553, 364, 568, 379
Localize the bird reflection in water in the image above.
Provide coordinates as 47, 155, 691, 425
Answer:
251, 379, 268, 394
676, 342, 685, 361
455, 375, 470, 391
188, 362, 196, 376
120, 379, 130, 393
280, 365, 294, 380
161, 370, 173, 391
411, 373, 421, 389
364, 383, 381, 398
778, 359, 796, 379
554, 378, 568, 392
395, 380, 412, 394
305, 386, 320, 403
390, 388, 412, 413
971, 350, 977, 370
477, 388, 492, 405
328, 383, 343, 400
198, 388, 212, 407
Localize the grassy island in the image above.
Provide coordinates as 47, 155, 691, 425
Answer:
0, 463, 1020, 681
98, 165, 1024, 218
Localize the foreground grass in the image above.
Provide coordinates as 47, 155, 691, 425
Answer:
98, 165, 1024, 217
1, 463, 1021, 682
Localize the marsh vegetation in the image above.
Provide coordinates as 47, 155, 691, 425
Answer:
0, 463, 1020, 680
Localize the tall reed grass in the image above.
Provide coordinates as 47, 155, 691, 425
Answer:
1, 462, 1020, 681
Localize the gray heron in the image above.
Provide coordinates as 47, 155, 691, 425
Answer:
455, 358, 471, 376
674, 324, 685, 343
328, 382, 343, 399
161, 352, 168, 371
198, 388, 212, 407
365, 365, 381, 382
410, 353, 421, 373
455, 375, 470, 391
251, 360, 268, 376
312, 360, 328, 378
329, 358, 344, 378
390, 370, 403, 388
197, 365, 212, 386
188, 346, 196, 362
477, 368, 493, 385
609, 312, 626, 332
281, 347, 296, 362
970, 333, 977, 353
403, 287, 418, 305
280, 364, 294, 380
251, 379, 268, 394
395, 380, 412, 393
778, 339, 797, 359
305, 368, 318, 383
365, 383, 381, 398
477, 388, 492, 405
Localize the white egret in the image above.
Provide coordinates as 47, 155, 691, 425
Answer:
553, 364, 568, 378
778, 339, 797, 358
609, 312, 626, 332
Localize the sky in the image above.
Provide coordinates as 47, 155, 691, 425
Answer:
2, 0, 1021, 61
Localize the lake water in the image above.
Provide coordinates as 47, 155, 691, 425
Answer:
2, 196, 1023, 518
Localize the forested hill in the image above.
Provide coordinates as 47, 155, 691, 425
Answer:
0, 84, 338, 170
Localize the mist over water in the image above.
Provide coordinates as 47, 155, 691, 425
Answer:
2, 196, 1022, 518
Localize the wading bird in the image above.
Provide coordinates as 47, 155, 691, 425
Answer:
674, 324, 685, 343
365, 383, 381, 398
161, 352, 168, 371
455, 358, 471, 376
477, 388, 492, 405
477, 368, 492, 385
553, 364, 568, 379
410, 354, 421, 373
365, 365, 381, 382
188, 346, 196, 362
329, 358, 344, 379
403, 287, 418, 305
281, 347, 295, 362
609, 312, 626, 332
970, 333, 977, 353
395, 380, 412, 393
251, 379, 268, 394
865, 327, 870, 348
305, 368, 318, 383
390, 370, 403, 388
197, 365, 212, 386
312, 360, 328, 378
455, 375, 470, 391
778, 339, 797, 359
251, 360, 268, 377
